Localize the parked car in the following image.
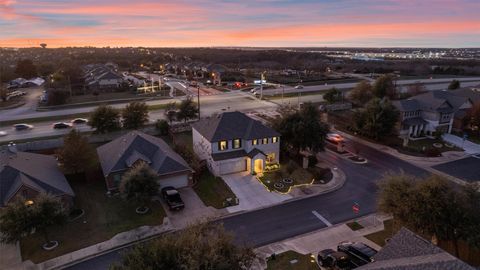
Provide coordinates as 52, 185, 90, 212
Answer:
0, 131, 8, 137
52, 122, 72, 129
326, 133, 344, 144
294, 85, 304, 89
337, 241, 377, 267
13, 123, 34, 131
71, 118, 88, 125
161, 186, 185, 210
316, 249, 354, 270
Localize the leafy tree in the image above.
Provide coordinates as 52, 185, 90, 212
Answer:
164, 102, 177, 123
0, 198, 35, 244
122, 102, 149, 129
349, 81, 373, 105
273, 103, 329, 154
155, 119, 169, 136
176, 97, 198, 123
467, 102, 480, 134
373, 74, 396, 98
14, 59, 37, 79
37, 63, 56, 77
323, 87, 342, 104
119, 162, 159, 212
31, 194, 67, 248
353, 98, 399, 140
56, 130, 97, 174
111, 222, 256, 270
46, 89, 70, 106
448, 79, 460, 90
89, 105, 121, 134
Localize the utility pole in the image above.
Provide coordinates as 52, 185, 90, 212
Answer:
197, 86, 200, 120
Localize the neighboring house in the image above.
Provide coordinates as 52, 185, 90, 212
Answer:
84, 64, 124, 91
192, 112, 280, 176
96, 131, 193, 192
393, 90, 474, 138
0, 144, 74, 207
358, 227, 475, 270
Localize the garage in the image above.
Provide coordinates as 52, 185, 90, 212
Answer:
158, 173, 189, 188
218, 158, 247, 175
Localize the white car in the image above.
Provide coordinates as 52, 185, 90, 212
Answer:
326, 133, 344, 143
0, 131, 7, 137
294, 85, 304, 89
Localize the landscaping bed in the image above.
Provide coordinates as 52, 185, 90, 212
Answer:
20, 171, 166, 263
346, 221, 364, 231
395, 138, 462, 157
193, 170, 238, 208
266, 250, 319, 270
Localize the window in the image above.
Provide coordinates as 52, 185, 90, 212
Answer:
252, 139, 258, 146
262, 138, 268, 144
272, 137, 278, 143
267, 153, 275, 163
219, 140, 228, 151
233, 139, 241, 149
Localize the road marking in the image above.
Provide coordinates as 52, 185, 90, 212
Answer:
312, 210, 332, 227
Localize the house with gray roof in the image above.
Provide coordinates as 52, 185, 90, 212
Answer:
358, 227, 475, 270
393, 90, 474, 138
192, 112, 280, 176
84, 64, 124, 92
96, 131, 192, 191
0, 144, 74, 207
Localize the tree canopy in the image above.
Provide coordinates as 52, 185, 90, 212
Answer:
448, 79, 461, 90
119, 162, 160, 210
122, 102, 149, 129
111, 222, 256, 270
349, 81, 373, 105
176, 97, 198, 122
89, 105, 121, 134
14, 59, 37, 79
353, 98, 399, 140
373, 74, 396, 98
323, 87, 343, 104
56, 130, 97, 174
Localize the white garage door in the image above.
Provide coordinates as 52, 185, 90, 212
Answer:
159, 173, 189, 189
219, 158, 246, 175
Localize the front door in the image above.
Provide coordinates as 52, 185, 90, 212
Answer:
254, 159, 263, 174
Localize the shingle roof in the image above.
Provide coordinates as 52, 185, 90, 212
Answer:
395, 90, 472, 113
0, 150, 74, 206
192, 112, 280, 142
96, 131, 192, 177
211, 150, 247, 161
358, 228, 475, 270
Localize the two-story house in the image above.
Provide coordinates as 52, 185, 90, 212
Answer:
192, 112, 281, 176
393, 90, 473, 138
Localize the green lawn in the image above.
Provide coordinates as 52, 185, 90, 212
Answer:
266, 251, 319, 270
193, 171, 238, 209
346, 221, 364, 231
364, 219, 397, 247
20, 171, 166, 263
397, 138, 462, 157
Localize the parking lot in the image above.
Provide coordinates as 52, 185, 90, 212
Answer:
433, 156, 480, 183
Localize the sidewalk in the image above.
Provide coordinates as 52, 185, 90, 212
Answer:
255, 214, 391, 269
442, 133, 480, 155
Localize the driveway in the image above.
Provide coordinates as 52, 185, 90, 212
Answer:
442, 133, 480, 154
158, 187, 223, 228
223, 172, 292, 213
433, 156, 480, 183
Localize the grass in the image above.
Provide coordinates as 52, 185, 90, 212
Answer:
346, 221, 365, 231
193, 170, 238, 209
20, 171, 166, 263
397, 137, 462, 157
266, 251, 319, 270
364, 219, 397, 247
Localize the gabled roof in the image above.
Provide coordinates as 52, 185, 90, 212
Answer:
192, 112, 280, 143
358, 227, 475, 270
394, 90, 472, 113
96, 131, 192, 177
0, 150, 74, 206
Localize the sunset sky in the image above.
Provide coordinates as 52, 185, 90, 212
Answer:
1, 0, 480, 48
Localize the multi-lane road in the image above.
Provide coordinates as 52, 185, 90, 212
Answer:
67, 137, 429, 270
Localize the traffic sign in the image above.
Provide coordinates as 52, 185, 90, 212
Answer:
352, 202, 360, 214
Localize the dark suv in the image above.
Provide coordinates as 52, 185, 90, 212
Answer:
317, 249, 354, 269
161, 186, 185, 210
337, 241, 377, 267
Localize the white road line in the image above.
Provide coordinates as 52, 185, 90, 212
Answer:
312, 210, 332, 227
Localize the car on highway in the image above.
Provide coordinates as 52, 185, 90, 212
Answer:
294, 85, 304, 89
13, 123, 34, 131
326, 133, 344, 144
161, 186, 185, 211
0, 131, 8, 137
337, 241, 377, 267
316, 249, 354, 269
71, 118, 88, 125
52, 122, 72, 129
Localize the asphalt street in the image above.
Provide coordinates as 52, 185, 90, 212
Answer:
66, 138, 429, 270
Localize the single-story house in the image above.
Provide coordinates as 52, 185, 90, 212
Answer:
96, 131, 193, 191
192, 111, 280, 176
0, 144, 74, 207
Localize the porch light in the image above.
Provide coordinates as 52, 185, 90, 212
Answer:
25, 200, 34, 206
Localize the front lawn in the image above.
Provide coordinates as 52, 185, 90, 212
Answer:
396, 138, 461, 157
346, 221, 364, 231
259, 159, 332, 193
20, 171, 166, 263
193, 170, 238, 208
364, 219, 399, 247
266, 251, 319, 270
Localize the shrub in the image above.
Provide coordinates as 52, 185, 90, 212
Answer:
155, 119, 169, 136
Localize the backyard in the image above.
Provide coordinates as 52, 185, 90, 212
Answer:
20, 171, 166, 263
266, 250, 319, 270
193, 170, 238, 208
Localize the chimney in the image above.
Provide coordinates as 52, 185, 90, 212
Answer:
8, 142, 17, 154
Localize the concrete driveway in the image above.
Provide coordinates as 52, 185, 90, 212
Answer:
223, 173, 292, 213
158, 187, 223, 228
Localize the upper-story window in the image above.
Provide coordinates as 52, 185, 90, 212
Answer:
233, 139, 242, 149
219, 140, 228, 151
262, 138, 268, 144
272, 137, 278, 143
252, 139, 258, 146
